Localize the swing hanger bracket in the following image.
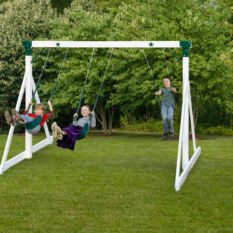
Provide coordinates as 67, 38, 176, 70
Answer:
23, 40, 32, 56
180, 41, 191, 57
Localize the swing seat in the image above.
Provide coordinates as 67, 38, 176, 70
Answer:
77, 123, 89, 140
25, 115, 42, 130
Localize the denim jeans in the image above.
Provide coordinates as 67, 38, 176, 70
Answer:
161, 102, 174, 135
20, 114, 35, 123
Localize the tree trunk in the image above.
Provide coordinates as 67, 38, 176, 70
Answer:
107, 106, 117, 135
96, 103, 117, 135
96, 103, 108, 134
194, 106, 199, 128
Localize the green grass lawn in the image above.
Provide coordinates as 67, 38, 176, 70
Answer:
0, 132, 232, 233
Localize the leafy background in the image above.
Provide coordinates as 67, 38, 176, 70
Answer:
0, 0, 232, 134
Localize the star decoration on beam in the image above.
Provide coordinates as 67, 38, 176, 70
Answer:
149, 42, 154, 47
56, 42, 60, 47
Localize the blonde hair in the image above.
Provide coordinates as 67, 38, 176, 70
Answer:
35, 104, 44, 110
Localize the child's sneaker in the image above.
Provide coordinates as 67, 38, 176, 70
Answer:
51, 122, 62, 139
4, 111, 14, 125
11, 109, 20, 123
55, 125, 62, 139
57, 131, 63, 140
169, 132, 174, 138
162, 133, 168, 140
51, 122, 58, 138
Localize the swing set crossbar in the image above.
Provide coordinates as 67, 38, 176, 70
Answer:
30, 41, 181, 49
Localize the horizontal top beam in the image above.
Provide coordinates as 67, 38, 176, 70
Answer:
31, 41, 181, 48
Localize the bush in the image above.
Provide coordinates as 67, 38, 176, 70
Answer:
120, 118, 179, 133
197, 125, 233, 136
120, 118, 233, 136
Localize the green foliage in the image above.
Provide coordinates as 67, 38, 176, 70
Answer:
120, 118, 233, 136
46, 0, 232, 130
0, 0, 232, 133
41, 1, 116, 126
51, 0, 72, 13
120, 118, 180, 133
120, 118, 163, 132
197, 125, 233, 136
0, 0, 55, 120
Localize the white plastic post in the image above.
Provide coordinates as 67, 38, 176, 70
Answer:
16, 73, 27, 111
188, 84, 197, 152
175, 47, 202, 191
0, 126, 15, 174
175, 84, 186, 186
25, 56, 33, 159
0, 72, 27, 174
182, 57, 189, 169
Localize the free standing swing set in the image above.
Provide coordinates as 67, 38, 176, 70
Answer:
0, 40, 201, 191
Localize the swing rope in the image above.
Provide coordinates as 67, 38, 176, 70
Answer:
141, 49, 165, 106
32, 48, 51, 100
162, 50, 176, 105
93, 48, 114, 111
142, 49, 154, 80
31, 48, 46, 64
141, 49, 161, 92
25, 49, 68, 130
163, 50, 170, 75
75, 48, 96, 113
49, 48, 69, 101
165, 48, 182, 61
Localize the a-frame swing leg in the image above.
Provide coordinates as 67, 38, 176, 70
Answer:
25, 56, 33, 159
31, 76, 53, 153
0, 66, 28, 174
0, 55, 53, 175
175, 50, 201, 191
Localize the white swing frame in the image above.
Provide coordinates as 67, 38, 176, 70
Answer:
0, 40, 201, 191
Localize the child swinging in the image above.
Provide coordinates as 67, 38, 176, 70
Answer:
51, 105, 96, 151
154, 77, 177, 140
50, 47, 111, 150
4, 100, 54, 134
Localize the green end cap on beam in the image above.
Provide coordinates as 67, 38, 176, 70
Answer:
180, 41, 191, 57
23, 40, 32, 56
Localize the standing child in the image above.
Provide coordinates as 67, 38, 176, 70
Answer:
4, 100, 53, 134
51, 105, 96, 151
154, 77, 177, 140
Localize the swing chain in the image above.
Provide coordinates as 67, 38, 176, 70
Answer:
141, 49, 162, 106
92, 48, 114, 111
32, 48, 51, 100
49, 48, 69, 101
141, 49, 154, 80
75, 48, 96, 114
163, 50, 170, 75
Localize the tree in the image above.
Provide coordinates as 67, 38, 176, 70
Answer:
0, 0, 55, 128
44, 0, 233, 133
1, 0, 232, 133
44, 0, 117, 134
